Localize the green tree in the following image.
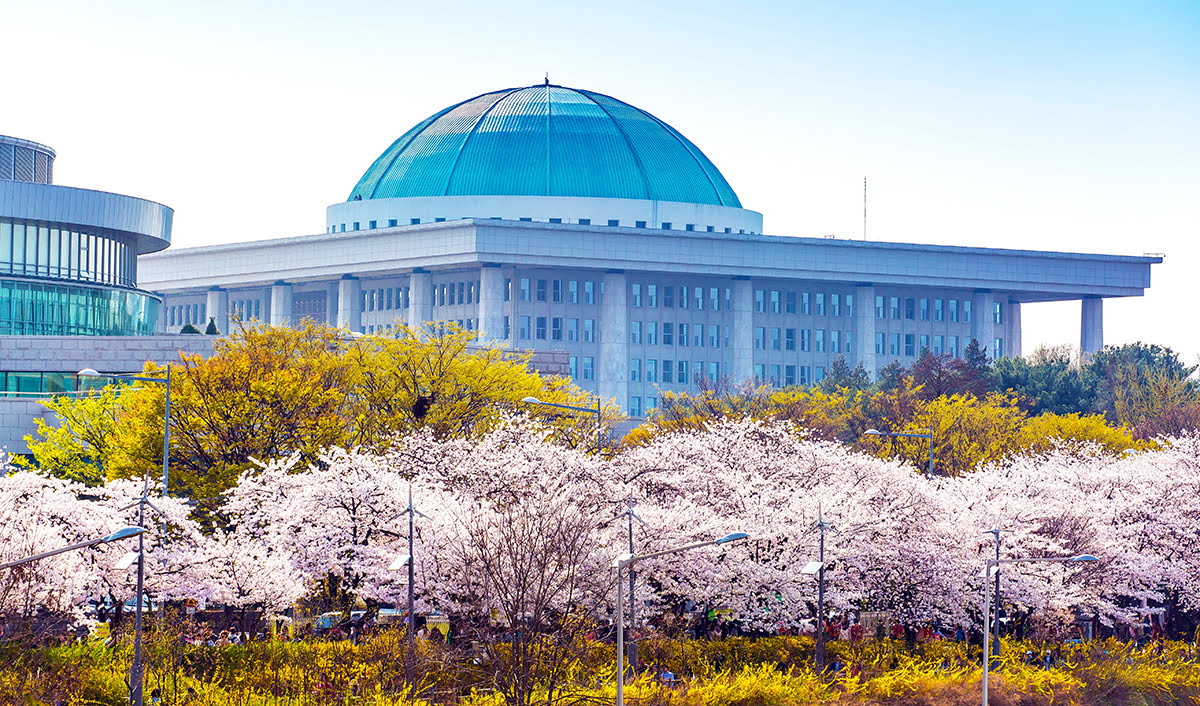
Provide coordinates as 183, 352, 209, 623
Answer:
1086, 342, 1198, 422
17, 385, 125, 485
994, 346, 1092, 415
819, 356, 870, 393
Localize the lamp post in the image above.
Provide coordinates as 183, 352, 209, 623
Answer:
0, 526, 145, 570
520, 396, 603, 453
78, 366, 172, 706
800, 504, 835, 671
864, 427, 934, 478
612, 531, 749, 706
981, 554, 1097, 706
389, 485, 430, 689
981, 529, 1010, 658
617, 496, 647, 666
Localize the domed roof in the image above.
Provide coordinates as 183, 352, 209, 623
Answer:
349, 84, 742, 208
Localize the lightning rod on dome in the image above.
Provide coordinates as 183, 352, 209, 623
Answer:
863, 176, 868, 241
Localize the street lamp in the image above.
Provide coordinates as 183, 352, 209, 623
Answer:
389, 485, 430, 690
981, 554, 1097, 706
78, 366, 172, 706
864, 427, 934, 478
981, 529, 1011, 657
520, 396, 603, 453
800, 504, 835, 671
0, 526, 145, 570
612, 531, 749, 706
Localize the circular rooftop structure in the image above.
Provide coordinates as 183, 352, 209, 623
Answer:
349, 84, 742, 207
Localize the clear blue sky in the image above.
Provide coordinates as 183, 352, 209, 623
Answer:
5, 0, 1198, 360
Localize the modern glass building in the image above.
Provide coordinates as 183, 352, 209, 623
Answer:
0, 135, 172, 335
140, 83, 1159, 415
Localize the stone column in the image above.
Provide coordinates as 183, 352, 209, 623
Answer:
205, 287, 229, 335
599, 271, 629, 407
408, 269, 433, 334
1009, 301, 1022, 359
478, 264, 506, 344
337, 276, 362, 332
971, 291, 996, 355
269, 281, 293, 327
730, 277, 753, 383
854, 285, 876, 380
1081, 297, 1103, 356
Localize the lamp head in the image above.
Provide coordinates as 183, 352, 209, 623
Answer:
102, 526, 145, 543
388, 554, 412, 571
77, 368, 101, 377
521, 396, 541, 404
1069, 555, 1099, 562
715, 532, 749, 545
864, 429, 881, 436
611, 552, 633, 568
115, 551, 140, 571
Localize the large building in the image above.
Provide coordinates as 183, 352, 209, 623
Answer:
141, 83, 1160, 415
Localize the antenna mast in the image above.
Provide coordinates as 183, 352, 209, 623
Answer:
863, 176, 867, 241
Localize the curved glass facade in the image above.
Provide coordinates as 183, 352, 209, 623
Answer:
0, 219, 136, 288
0, 279, 159, 335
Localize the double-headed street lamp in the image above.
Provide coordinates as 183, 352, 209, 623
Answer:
981, 554, 1097, 706
864, 427, 934, 478
520, 396, 603, 453
800, 504, 835, 671
78, 366, 173, 706
611, 531, 749, 706
389, 485, 431, 689
0, 526, 145, 570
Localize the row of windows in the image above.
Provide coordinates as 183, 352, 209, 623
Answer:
567, 356, 596, 380
0, 279, 159, 336
632, 284, 727, 311
516, 316, 596, 342
754, 289, 854, 318
331, 218, 755, 234
873, 333, 1005, 359
365, 286, 411, 312
872, 296, 1002, 325
755, 364, 825, 388
515, 278, 598, 305
631, 321, 729, 347
0, 370, 121, 396
754, 327, 855, 354
629, 359, 727, 385
0, 220, 137, 289
168, 303, 206, 327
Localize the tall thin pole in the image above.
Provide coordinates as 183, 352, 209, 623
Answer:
162, 365, 171, 498
863, 177, 867, 241
596, 397, 602, 454
626, 497, 636, 667
406, 485, 416, 687
816, 507, 827, 671
131, 502, 145, 706
616, 564, 625, 706
927, 426, 934, 479
982, 563, 992, 706
993, 538, 1001, 657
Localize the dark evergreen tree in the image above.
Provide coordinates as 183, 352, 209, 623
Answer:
819, 356, 870, 393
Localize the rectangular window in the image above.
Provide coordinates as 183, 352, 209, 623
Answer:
920, 334, 929, 352
568, 280, 579, 303
964, 300, 973, 323
552, 279, 562, 303
904, 333, 915, 356
519, 315, 531, 339
876, 295, 885, 319
536, 316, 547, 339
994, 338, 1004, 359
662, 286, 674, 308
710, 287, 720, 311
635, 220, 646, 228
630, 396, 642, 417
754, 326, 765, 349
934, 299, 944, 321
647, 284, 657, 307
504, 316, 511, 339
709, 326, 720, 348
584, 281, 595, 304
920, 298, 929, 321
785, 291, 797, 314
694, 325, 703, 347
754, 363, 765, 381
755, 289, 765, 313
458, 281, 465, 305
905, 298, 915, 320
583, 319, 595, 342
933, 335, 944, 354
607, 219, 620, 227
677, 360, 688, 384
831, 294, 841, 317
678, 323, 689, 347
815, 366, 826, 383
816, 293, 826, 316
662, 359, 673, 383
630, 320, 642, 344
536, 279, 547, 302
695, 288, 703, 310
845, 294, 854, 318
579, 218, 591, 225
831, 330, 841, 353
646, 359, 657, 382
875, 332, 885, 355
815, 329, 825, 353
770, 327, 781, 350
770, 290, 781, 313
551, 317, 563, 341
785, 328, 796, 351
801, 329, 811, 352
800, 366, 811, 386
889, 333, 900, 355
646, 322, 657, 345
724, 325, 731, 348
785, 365, 797, 386
845, 330, 853, 354
678, 286, 689, 310
948, 336, 959, 356
993, 301, 1003, 325
662, 322, 674, 346
630, 358, 641, 382
949, 299, 959, 322
567, 318, 579, 341
890, 297, 900, 319
582, 357, 594, 380
631, 283, 642, 307
520, 277, 531, 301
802, 292, 811, 315
769, 364, 781, 387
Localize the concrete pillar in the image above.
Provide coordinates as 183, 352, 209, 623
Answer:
1009, 301, 1022, 359
269, 281, 293, 327
599, 271, 629, 407
408, 270, 432, 334
1081, 297, 1103, 355
854, 285, 876, 379
337, 276, 362, 332
205, 287, 229, 335
478, 264, 506, 344
971, 291, 996, 357
730, 278, 753, 383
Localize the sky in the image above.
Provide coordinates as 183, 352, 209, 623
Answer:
4, 0, 1198, 360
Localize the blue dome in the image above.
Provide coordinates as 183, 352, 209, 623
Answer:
349, 84, 742, 208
